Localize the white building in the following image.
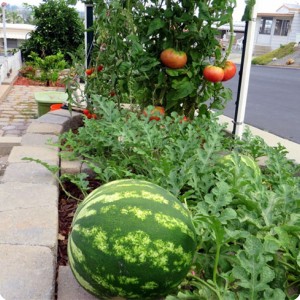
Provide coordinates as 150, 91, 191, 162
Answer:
0, 23, 35, 53
254, 3, 300, 55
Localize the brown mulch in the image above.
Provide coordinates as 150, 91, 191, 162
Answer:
57, 182, 82, 266
13, 76, 66, 87
57, 179, 102, 266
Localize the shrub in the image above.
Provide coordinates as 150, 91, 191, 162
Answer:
20, 0, 84, 63
252, 42, 296, 65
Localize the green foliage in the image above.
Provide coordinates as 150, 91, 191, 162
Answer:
242, 0, 256, 21
252, 42, 296, 65
18, 65, 37, 79
58, 100, 300, 299
85, 0, 236, 118
26, 51, 67, 86
20, 0, 84, 63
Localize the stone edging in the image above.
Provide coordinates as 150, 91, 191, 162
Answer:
0, 109, 83, 300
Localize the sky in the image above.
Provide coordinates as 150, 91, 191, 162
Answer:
234, 0, 300, 21
5, 0, 300, 20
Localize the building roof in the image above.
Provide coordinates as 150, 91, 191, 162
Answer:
257, 13, 295, 18
218, 21, 246, 32
257, 3, 300, 18
277, 3, 300, 11
0, 23, 35, 30
0, 23, 35, 40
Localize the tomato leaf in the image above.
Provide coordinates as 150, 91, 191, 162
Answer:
147, 18, 165, 36
169, 77, 195, 100
198, 2, 211, 21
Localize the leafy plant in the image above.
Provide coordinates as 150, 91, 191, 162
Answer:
18, 65, 37, 79
57, 100, 300, 299
83, 0, 236, 118
27, 51, 67, 86
20, 0, 84, 63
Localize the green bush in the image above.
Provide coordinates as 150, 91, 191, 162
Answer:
20, 0, 84, 63
252, 42, 296, 65
26, 51, 67, 86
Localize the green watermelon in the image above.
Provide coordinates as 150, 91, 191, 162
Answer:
68, 179, 197, 299
219, 153, 261, 177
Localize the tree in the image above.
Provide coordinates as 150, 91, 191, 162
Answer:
20, 0, 84, 63
5, 11, 23, 23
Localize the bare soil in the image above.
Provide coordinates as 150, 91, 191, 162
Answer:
57, 179, 101, 266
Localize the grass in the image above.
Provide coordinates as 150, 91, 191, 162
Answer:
252, 42, 296, 65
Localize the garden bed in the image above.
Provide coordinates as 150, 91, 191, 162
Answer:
14, 76, 66, 87
53, 103, 300, 299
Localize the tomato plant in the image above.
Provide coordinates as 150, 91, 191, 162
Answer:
85, 0, 236, 119
160, 48, 187, 69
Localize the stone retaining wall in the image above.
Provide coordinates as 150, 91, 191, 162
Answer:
0, 109, 83, 300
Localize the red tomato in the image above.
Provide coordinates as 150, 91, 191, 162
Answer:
109, 91, 116, 97
222, 61, 237, 81
90, 113, 97, 119
203, 65, 224, 82
160, 48, 187, 69
83, 109, 90, 115
180, 116, 189, 123
97, 65, 104, 72
85, 68, 94, 76
143, 106, 165, 121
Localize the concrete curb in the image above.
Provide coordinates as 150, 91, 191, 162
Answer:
219, 115, 300, 164
0, 109, 83, 300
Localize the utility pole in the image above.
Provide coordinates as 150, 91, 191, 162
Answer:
1, 2, 8, 57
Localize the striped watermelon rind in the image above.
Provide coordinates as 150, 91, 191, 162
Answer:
219, 153, 261, 177
68, 179, 197, 299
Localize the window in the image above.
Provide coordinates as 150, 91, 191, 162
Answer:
259, 17, 273, 35
274, 19, 290, 36
7, 39, 18, 48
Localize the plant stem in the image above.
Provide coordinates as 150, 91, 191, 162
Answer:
221, 16, 234, 65
213, 244, 221, 284
190, 275, 222, 300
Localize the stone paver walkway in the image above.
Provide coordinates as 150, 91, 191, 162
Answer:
0, 85, 65, 137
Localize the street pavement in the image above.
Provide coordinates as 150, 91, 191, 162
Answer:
223, 64, 300, 144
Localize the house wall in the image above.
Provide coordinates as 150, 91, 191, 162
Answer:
0, 24, 35, 53
255, 15, 296, 52
290, 12, 300, 43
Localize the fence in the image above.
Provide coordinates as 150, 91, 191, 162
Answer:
0, 51, 22, 85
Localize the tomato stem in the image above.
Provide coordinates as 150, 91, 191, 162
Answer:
221, 15, 234, 66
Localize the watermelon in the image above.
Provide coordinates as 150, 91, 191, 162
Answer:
219, 153, 261, 177
68, 179, 197, 299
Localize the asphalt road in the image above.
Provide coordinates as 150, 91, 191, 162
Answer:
223, 65, 300, 144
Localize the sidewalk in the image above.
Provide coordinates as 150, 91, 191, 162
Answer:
0, 85, 64, 137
